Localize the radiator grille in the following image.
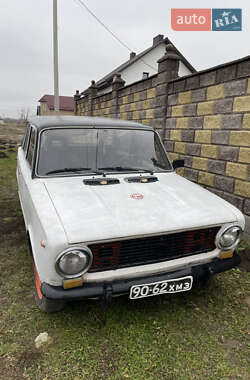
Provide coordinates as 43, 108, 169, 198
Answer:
88, 227, 220, 272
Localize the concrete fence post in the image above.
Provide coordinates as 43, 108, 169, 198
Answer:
155, 44, 180, 138
87, 80, 98, 116
111, 73, 125, 118
74, 90, 81, 115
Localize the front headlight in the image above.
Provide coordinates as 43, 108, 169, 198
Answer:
56, 247, 92, 278
217, 226, 242, 251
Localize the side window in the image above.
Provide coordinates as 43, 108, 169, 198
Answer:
22, 124, 30, 153
27, 128, 36, 166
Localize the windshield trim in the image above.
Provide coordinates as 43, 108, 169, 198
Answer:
34, 126, 174, 179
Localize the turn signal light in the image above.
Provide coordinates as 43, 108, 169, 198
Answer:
63, 277, 83, 290
220, 251, 233, 259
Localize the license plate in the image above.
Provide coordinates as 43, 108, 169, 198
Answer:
129, 276, 193, 299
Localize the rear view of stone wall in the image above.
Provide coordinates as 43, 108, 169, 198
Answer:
165, 58, 250, 217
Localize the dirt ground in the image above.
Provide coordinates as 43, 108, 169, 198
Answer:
0, 121, 26, 146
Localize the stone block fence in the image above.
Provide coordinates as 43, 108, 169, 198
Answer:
74, 45, 250, 231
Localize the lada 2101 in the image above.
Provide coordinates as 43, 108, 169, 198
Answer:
17, 116, 244, 312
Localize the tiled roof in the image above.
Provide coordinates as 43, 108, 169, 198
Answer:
38, 95, 74, 111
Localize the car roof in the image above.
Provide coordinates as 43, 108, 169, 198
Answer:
28, 116, 154, 131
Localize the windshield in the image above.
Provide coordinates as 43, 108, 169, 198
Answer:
37, 127, 172, 176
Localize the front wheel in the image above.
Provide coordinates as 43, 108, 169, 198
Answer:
33, 263, 66, 313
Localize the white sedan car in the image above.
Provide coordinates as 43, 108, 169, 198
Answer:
17, 116, 245, 312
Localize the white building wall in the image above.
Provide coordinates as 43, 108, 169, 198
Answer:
121, 44, 166, 86
179, 61, 192, 77
97, 43, 193, 95
98, 86, 112, 96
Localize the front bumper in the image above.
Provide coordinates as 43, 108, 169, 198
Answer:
41, 254, 241, 301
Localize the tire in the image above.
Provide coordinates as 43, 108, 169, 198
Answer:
199, 273, 213, 289
33, 262, 66, 313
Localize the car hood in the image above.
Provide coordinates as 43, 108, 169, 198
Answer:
44, 173, 240, 244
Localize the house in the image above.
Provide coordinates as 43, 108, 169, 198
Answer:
37, 95, 74, 116
81, 34, 196, 96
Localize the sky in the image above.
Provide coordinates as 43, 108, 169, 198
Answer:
0, 0, 249, 118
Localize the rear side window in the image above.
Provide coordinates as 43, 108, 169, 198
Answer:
27, 128, 36, 166
22, 124, 30, 153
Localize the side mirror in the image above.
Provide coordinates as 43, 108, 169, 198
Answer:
172, 159, 184, 170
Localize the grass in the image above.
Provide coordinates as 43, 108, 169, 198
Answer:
0, 148, 249, 380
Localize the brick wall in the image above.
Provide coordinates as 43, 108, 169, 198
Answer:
75, 47, 250, 219
75, 73, 168, 135
165, 58, 250, 217
117, 86, 156, 126
77, 77, 159, 126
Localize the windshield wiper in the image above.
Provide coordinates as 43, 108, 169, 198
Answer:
98, 166, 155, 174
46, 167, 93, 175
46, 168, 108, 176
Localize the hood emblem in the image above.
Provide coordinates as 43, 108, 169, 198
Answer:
130, 193, 144, 200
